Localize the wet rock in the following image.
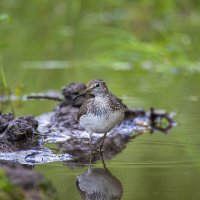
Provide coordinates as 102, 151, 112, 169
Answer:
58, 133, 129, 167
61, 82, 86, 107
125, 108, 146, 119
5, 115, 38, 142
0, 140, 18, 152
0, 113, 14, 134
0, 114, 39, 152
51, 106, 81, 131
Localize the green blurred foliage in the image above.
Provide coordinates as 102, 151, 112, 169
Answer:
1, 0, 200, 113
0, 0, 200, 72
0, 168, 58, 200
0, 169, 25, 200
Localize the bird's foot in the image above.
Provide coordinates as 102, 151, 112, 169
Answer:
91, 149, 100, 154
95, 146, 104, 153
90, 147, 104, 154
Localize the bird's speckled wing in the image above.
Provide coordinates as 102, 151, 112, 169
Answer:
108, 94, 127, 112
77, 98, 94, 120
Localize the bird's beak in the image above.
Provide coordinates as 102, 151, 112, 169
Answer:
73, 86, 93, 100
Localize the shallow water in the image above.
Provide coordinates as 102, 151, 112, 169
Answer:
2, 65, 200, 200
1, 1, 200, 199
29, 67, 200, 200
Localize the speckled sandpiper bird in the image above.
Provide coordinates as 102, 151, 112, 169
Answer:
73, 79, 126, 152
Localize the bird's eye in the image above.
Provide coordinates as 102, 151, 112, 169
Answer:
95, 83, 100, 88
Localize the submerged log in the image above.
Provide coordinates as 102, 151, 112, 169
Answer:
0, 82, 176, 165
0, 114, 39, 152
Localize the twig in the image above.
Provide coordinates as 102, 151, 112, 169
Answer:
27, 95, 62, 101
149, 107, 176, 133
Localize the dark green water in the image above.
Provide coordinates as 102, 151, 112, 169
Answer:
1, 1, 200, 199
2, 66, 200, 200
37, 71, 200, 200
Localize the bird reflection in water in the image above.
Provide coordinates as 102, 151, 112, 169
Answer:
76, 153, 123, 200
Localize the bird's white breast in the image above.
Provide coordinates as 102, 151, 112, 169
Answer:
79, 111, 124, 134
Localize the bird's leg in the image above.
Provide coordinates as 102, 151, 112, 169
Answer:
88, 132, 94, 168
89, 133, 93, 154
99, 132, 107, 152
99, 151, 107, 169
89, 151, 92, 168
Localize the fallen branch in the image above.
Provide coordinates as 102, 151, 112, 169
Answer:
149, 107, 176, 133
27, 95, 62, 101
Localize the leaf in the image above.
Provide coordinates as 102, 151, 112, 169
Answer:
0, 64, 8, 88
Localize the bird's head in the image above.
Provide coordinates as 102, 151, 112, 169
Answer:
73, 79, 109, 100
